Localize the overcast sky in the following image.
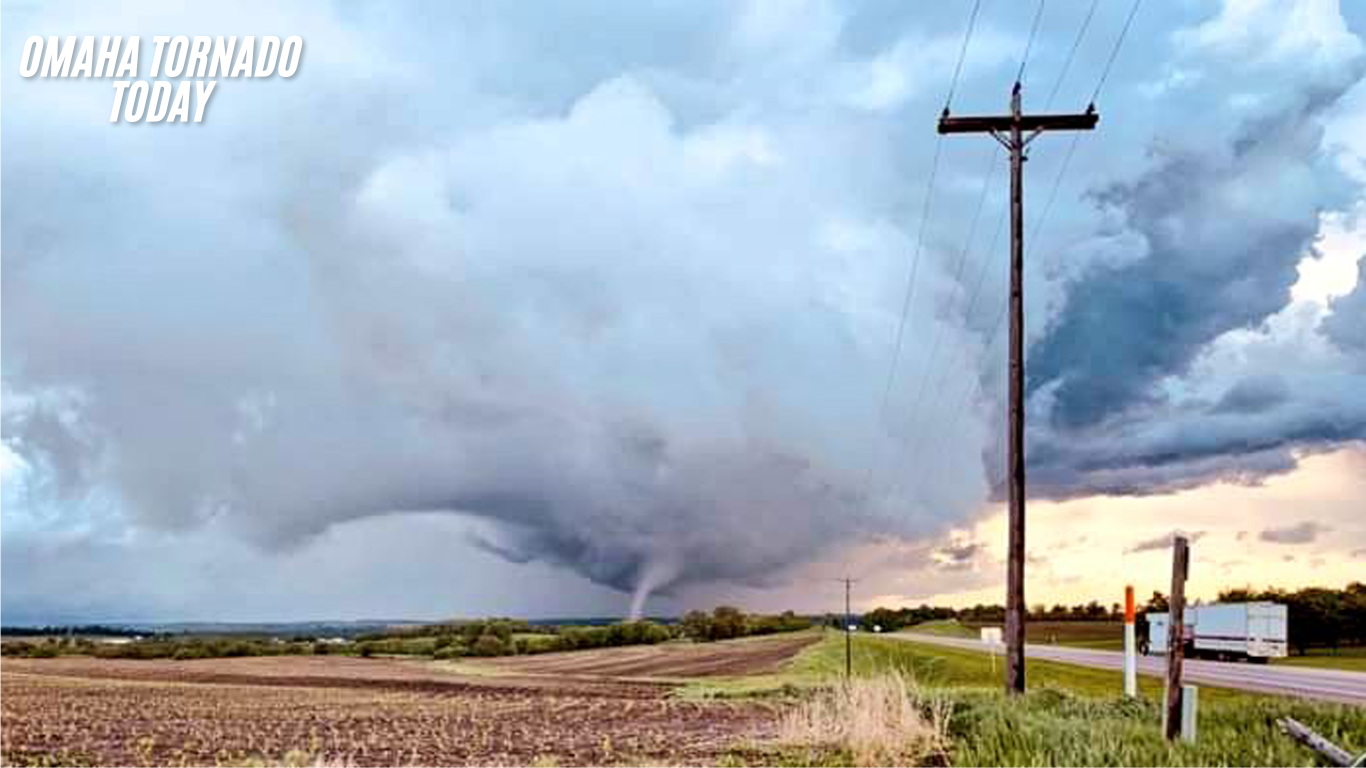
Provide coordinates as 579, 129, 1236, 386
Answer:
3, 0, 1365, 624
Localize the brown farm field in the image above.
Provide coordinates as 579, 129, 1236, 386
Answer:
1020, 621, 1123, 649
951, 620, 1123, 649
475, 633, 817, 679
0, 635, 819, 766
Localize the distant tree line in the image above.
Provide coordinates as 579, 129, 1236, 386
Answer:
678, 607, 812, 641
1, 636, 313, 660
1129, 584, 1366, 654
855, 582, 1364, 656
2, 608, 815, 660
1216, 582, 1364, 654
853, 602, 1124, 633
412, 618, 676, 659
0, 624, 141, 638
852, 605, 956, 632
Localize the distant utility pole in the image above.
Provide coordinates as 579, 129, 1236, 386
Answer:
938, 84, 1098, 695
836, 577, 858, 680
1165, 535, 1190, 740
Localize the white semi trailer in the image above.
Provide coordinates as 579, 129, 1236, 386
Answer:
1143, 602, 1288, 661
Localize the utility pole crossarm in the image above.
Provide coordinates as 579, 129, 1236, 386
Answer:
937, 112, 1098, 135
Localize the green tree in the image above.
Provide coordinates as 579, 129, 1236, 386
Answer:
861, 607, 905, 632
471, 634, 509, 657
710, 606, 746, 641
680, 610, 713, 641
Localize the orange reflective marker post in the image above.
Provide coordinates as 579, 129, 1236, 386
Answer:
1124, 585, 1137, 698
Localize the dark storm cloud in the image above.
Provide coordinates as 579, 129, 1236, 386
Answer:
932, 539, 982, 570
1029, 405, 1366, 495
1259, 521, 1329, 544
1029, 79, 1360, 431
1212, 375, 1291, 415
4, 0, 1006, 618
1018, 37, 1366, 497
464, 532, 536, 565
1325, 256, 1366, 356
2, 401, 99, 500
1126, 530, 1205, 555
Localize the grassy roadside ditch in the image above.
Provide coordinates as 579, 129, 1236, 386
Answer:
706, 633, 1365, 766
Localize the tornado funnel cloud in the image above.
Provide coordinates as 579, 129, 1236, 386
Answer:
628, 555, 682, 620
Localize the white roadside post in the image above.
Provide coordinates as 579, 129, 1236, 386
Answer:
1181, 685, 1198, 743
1124, 585, 1138, 698
981, 627, 1003, 677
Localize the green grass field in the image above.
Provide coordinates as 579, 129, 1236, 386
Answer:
713, 634, 1366, 766
913, 620, 1366, 668
1274, 646, 1366, 672
901, 619, 977, 638
906, 619, 1125, 649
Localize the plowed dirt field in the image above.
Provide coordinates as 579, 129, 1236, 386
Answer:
1, 635, 815, 766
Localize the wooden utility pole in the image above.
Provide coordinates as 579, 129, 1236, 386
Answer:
1165, 535, 1190, 740
838, 577, 857, 680
938, 84, 1098, 695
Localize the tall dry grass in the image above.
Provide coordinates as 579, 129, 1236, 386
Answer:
776, 671, 950, 766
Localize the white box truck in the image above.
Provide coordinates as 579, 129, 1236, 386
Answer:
1143, 602, 1288, 662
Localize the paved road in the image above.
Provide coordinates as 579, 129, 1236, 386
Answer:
891, 632, 1366, 706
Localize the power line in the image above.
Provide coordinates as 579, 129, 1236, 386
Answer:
856, 0, 987, 503
945, 0, 985, 112
882, 145, 1000, 501
912, 0, 1146, 504
1022, 0, 1146, 318
1016, 0, 1144, 323
902, 0, 1142, 515
880, 0, 1053, 509
1089, 0, 1143, 107
1028, 133, 1084, 261
1044, 0, 1099, 109
879, 0, 987, 418
940, 80, 1103, 696
913, 291, 1010, 496
1015, 0, 1048, 86
897, 0, 1110, 497
1027, 0, 1145, 305
864, 136, 942, 496
1025, 0, 1108, 257
899, 197, 1008, 495
963, 209, 1009, 340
